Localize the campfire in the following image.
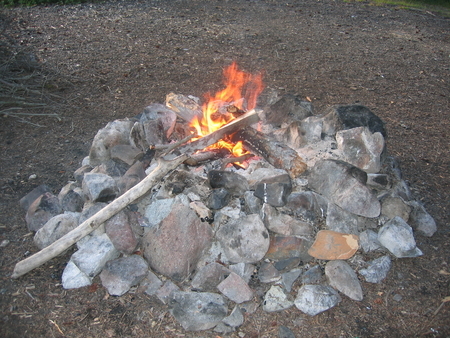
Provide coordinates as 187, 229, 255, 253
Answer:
14, 62, 436, 332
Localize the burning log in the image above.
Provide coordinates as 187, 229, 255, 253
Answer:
175, 109, 260, 155
11, 154, 188, 279
231, 127, 307, 178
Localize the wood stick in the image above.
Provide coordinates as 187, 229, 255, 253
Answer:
231, 127, 307, 178
11, 154, 188, 279
175, 109, 260, 155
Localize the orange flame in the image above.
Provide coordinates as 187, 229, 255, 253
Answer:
190, 62, 264, 158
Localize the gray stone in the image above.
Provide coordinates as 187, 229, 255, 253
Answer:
326, 202, 359, 235
61, 260, 92, 289
89, 119, 135, 166
258, 261, 281, 283
286, 191, 329, 222
144, 198, 176, 228
100, 255, 148, 296
222, 305, 244, 328
359, 230, 382, 253
105, 210, 139, 255
143, 203, 213, 281
156, 280, 180, 304
243, 190, 263, 214
207, 188, 230, 210
169, 291, 227, 331
138, 270, 163, 296
359, 255, 392, 283
140, 103, 177, 138
229, 263, 255, 284
301, 265, 323, 284
301, 115, 323, 144
408, 200, 437, 237
367, 174, 391, 190
217, 198, 242, 219
308, 159, 380, 218
381, 196, 411, 222
241, 168, 289, 190
281, 268, 302, 292
336, 127, 384, 173
34, 212, 80, 250
217, 272, 254, 303
294, 284, 341, 316
378, 216, 423, 258
254, 174, 292, 207
325, 260, 363, 301
82, 173, 118, 203
58, 183, 84, 212
261, 204, 314, 237
263, 285, 294, 312
117, 161, 146, 195
110, 144, 143, 166
25, 192, 62, 232
322, 105, 386, 138
73, 165, 93, 185
20, 185, 52, 211
191, 262, 231, 292
264, 94, 313, 127
71, 233, 120, 278
208, 170, 249, 196
216, 214, 269, 264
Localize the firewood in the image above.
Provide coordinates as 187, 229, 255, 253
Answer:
175, 109, 260, 155
231, 127, 307, 178
184, 148, 230, 166
165, 93, 203, 122
11, 154, 188, 279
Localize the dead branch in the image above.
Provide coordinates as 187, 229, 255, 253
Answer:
11, 154, 188, 279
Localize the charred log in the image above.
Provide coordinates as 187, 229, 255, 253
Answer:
231, 127, 307, 178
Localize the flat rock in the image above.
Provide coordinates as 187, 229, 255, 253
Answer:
61, 260, 92, 289
169, 291, 227, 331
71, 233, 120, 278
326, 202, 359, 235
264, 94, 313, 127
378, 216, 422, 258
217, 272, 254, 303
216, 214, 269, 264
308, 159, 380, 218
258, 261, 281, 283
263, 285, 294, 312
359, 255, 392, 283
308, 230, 359, 260
261, 204, 314, 237
191, 262, 231, 292
138, 270, 163, 296
294, 284, 341, 316
265, 235, 312, 262
325, 260, 363, 301
143, 203, 213, 281
100, 255, 148, 296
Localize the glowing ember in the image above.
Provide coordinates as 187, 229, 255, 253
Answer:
190, 62, 264, 159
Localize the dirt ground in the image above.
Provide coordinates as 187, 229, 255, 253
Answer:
0, 0, 449, 337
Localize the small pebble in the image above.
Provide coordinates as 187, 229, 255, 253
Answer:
28, 174, 37, 180
393, 293, 403, 302
0, 239, 10, 247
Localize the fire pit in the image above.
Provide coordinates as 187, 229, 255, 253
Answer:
14, 63, 436, 332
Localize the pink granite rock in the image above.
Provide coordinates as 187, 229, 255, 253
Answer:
308, 230, 359, 260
